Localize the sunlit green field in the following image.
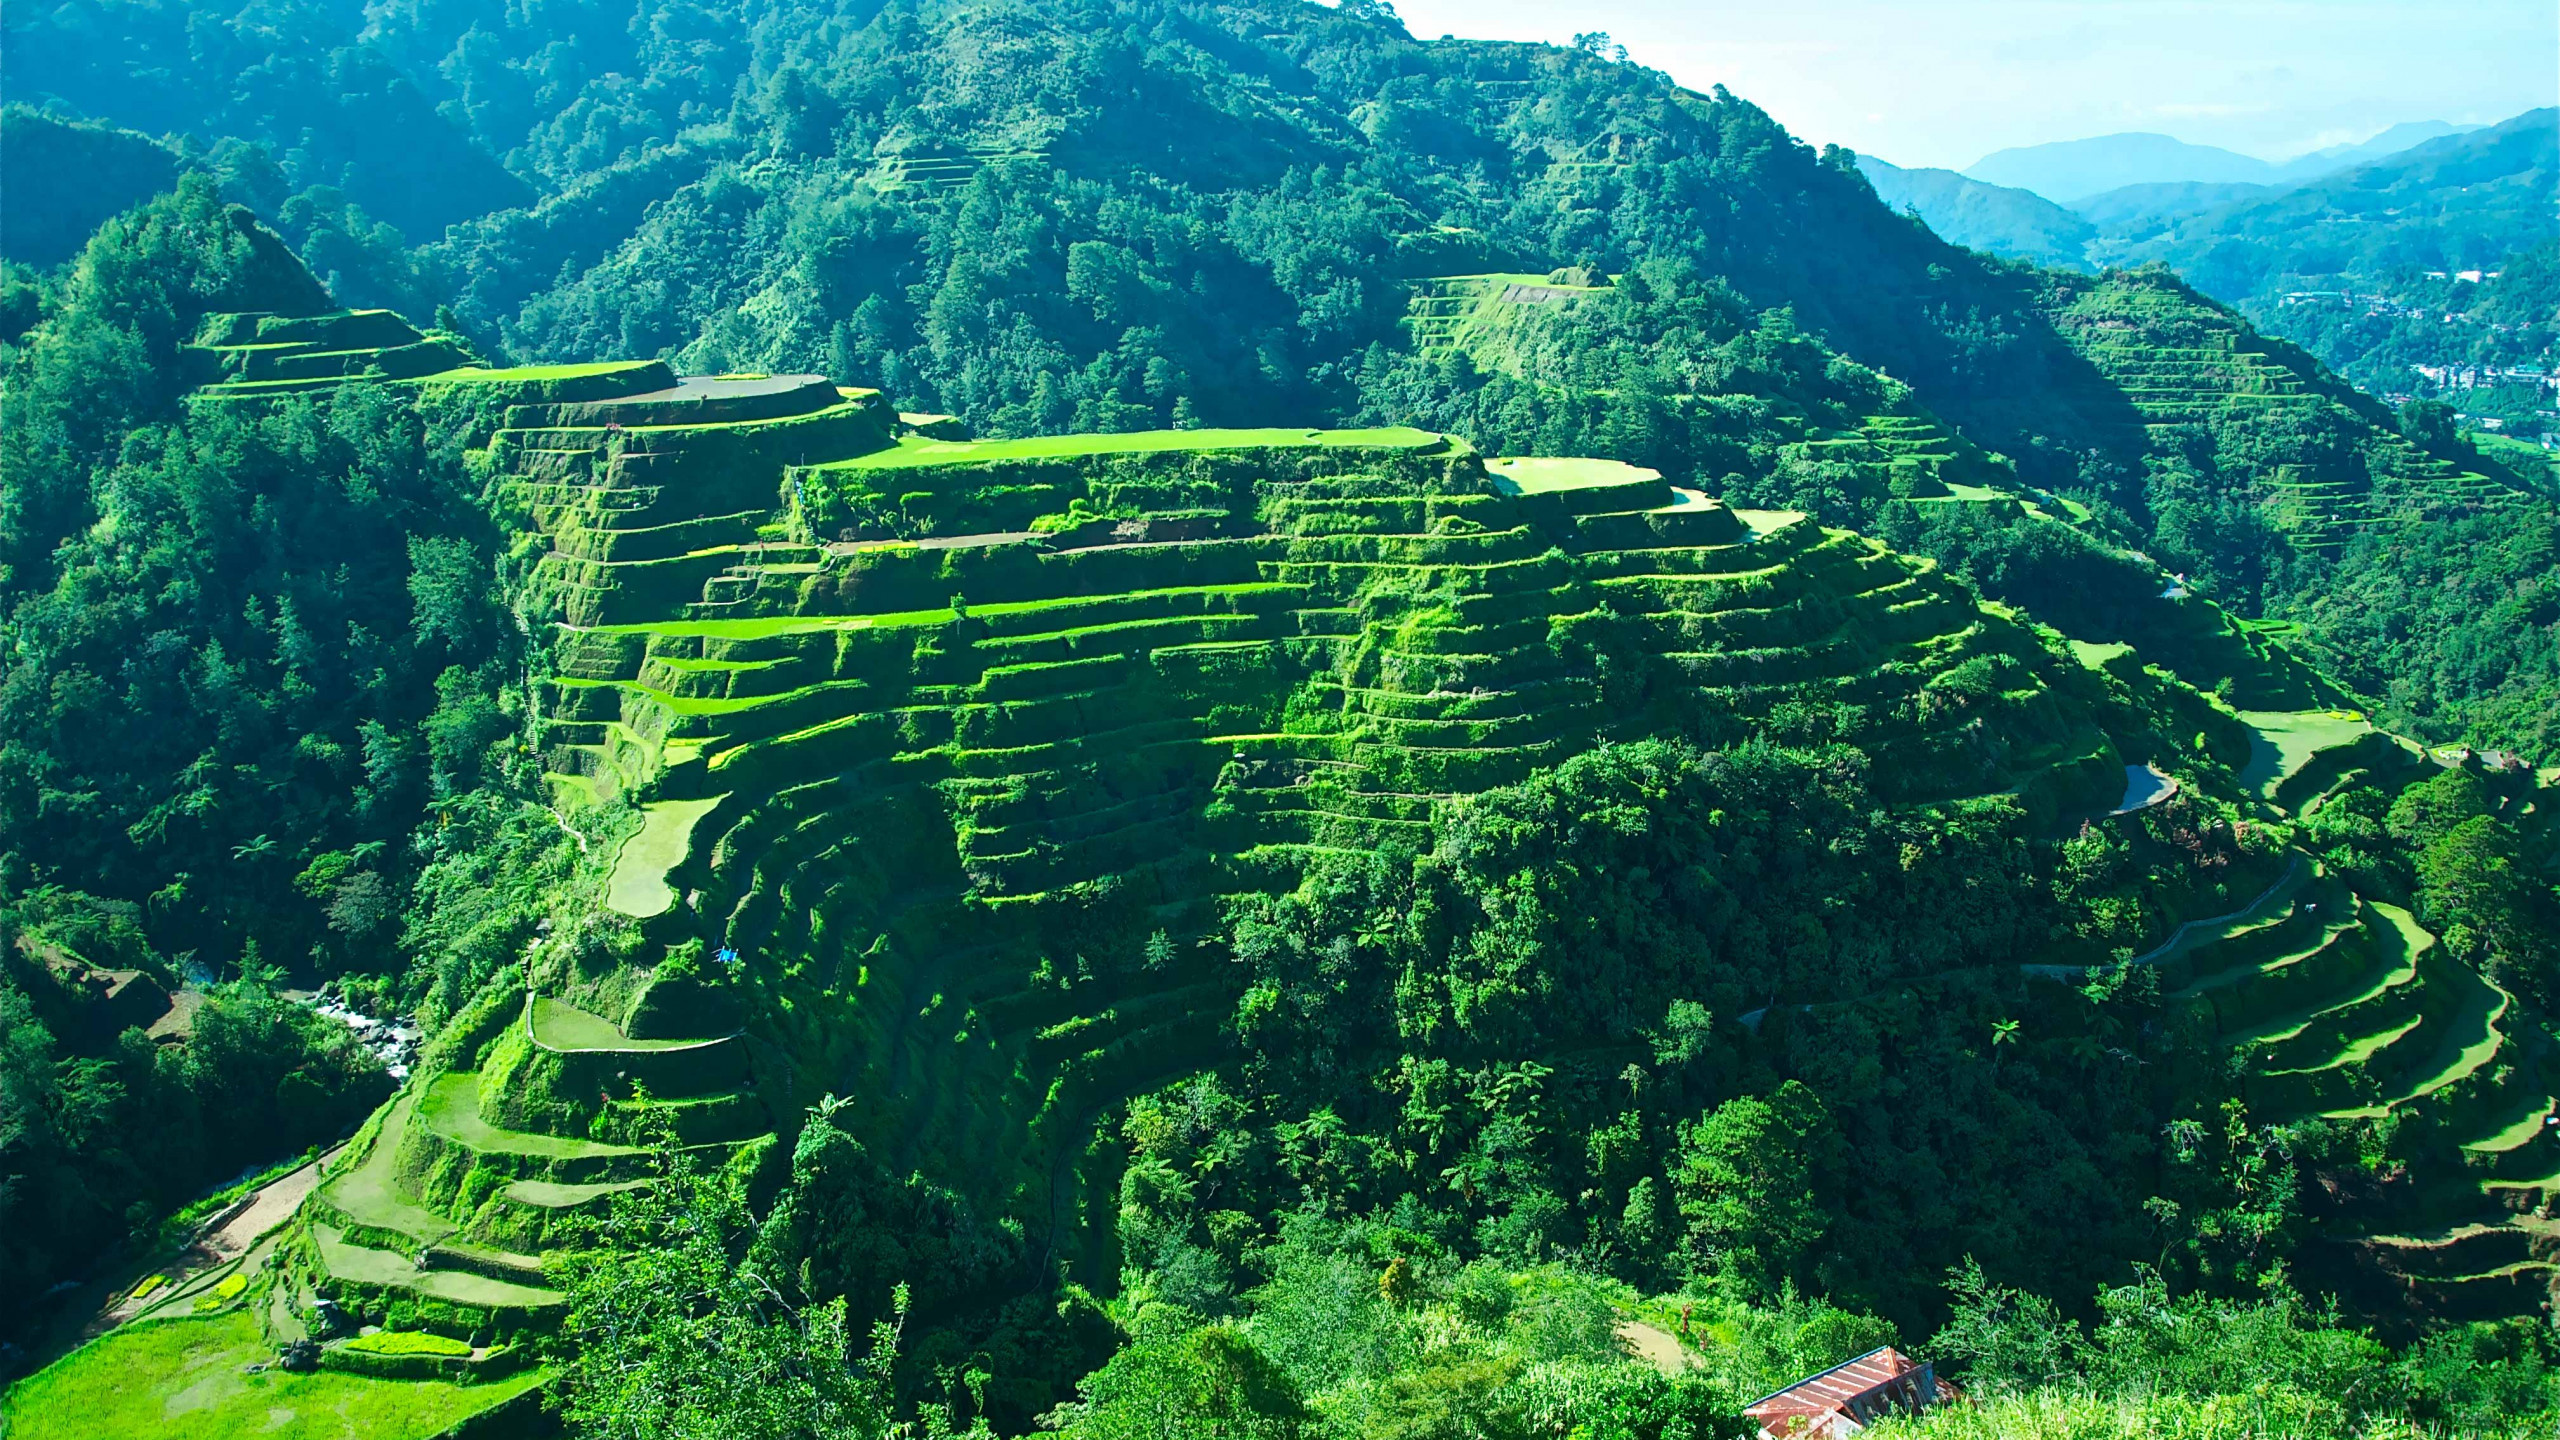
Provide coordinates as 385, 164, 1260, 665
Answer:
1, 1312, 547, 1440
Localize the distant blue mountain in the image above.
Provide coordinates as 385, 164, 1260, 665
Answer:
2279, 120, 2481, 180
1856, 117, 2528, 276
2068, 181, 2274, 237
1963, 121, 2483, 206
1965, 133, 2272, 204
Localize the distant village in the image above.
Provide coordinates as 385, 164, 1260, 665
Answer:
2271, 281, 2560, 445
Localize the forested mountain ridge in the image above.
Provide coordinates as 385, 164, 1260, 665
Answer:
1852, 112, 2557, 446
2101, 109, 2560, 300
1855, 155, 2096, 270
5, 4, 2560, 1437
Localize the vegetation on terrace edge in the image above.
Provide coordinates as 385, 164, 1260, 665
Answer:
8, 227, 2556, 1439
2, 4, 2557, 1436
5, 0, 2553, 756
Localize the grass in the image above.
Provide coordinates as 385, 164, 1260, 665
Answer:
340, 1331, 472, 1357
317, 1090, 455, 1247
0, 1311, 547, 1440
2464, 1091, 2555, 1154
528, 996, 725, 1052
1730, 508, 1806, 537
503, 1177, 651, 1209
554, 674, 867, 719
1433, 270, 1612, 289
2116, 855, 2308, 977
311, 1226, 562, 1309
1938, 482, 2007, 501
2234, 708, 2372, 799
415, 1071, 643, 1159
605, 796, 725, 917
191, 1274, 249, 1312
577, 584, 1296, 643
1862, 1385, 2397, 1439
409, 361, 658, 384
820, 426, 1447, 470
584, 608, 955, 639
1484, 455, 1660, 493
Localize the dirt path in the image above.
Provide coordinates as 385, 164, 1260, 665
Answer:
86, 1151, 333, 1336
1615, 1320, 1698, 1374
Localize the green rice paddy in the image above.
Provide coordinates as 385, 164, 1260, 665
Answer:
2235, 708, 2374, 799
606, 796, 725, 917
527, 996, 727, 1052
1483, 455, 1660, 493
821, 425, 1447, 470
408, 361, 656, 384
0, 1312, 546, 1440
416, 1071, 645, 1156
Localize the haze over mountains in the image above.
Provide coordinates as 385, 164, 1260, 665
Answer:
1964, 119, 2481, 205
1858, 110, 2554, 291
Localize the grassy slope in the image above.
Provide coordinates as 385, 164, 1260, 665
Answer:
606, 796, 725, 917
2234, 709, 2373, 799
0, 1312, 546, 1440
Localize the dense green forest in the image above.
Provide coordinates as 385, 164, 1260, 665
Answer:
4, 3, 2559, 1438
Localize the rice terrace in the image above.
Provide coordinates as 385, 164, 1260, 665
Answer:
2, 1, 2556, 1437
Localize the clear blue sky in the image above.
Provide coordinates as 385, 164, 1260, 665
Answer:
1382, 0, 2560, 170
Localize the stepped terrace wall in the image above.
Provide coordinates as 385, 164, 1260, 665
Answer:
2045, 271, 2527, 557
468, 398, 2152, 1277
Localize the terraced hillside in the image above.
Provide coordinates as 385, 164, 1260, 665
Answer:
1402, 270, 2069, 520
1404, 270, 1615, 358
866, 134, 1051, 196
261, 972, 773, 1359
182, 304, 676, 407
2046, 270, 2527, 556
2155, 716, 2560, 1325
142, 330, 2545, 1381
1789, 411, 2030, 506
444, 365, 2147, 1283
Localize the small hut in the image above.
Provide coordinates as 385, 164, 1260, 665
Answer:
1743, 1346, 1956, 1438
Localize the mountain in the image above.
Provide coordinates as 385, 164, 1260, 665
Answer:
1966, 131, 2280, 203
0, 105, 179, 264
2107, 108, 2560, 299
5, 5, 2560, 1437
1854, 155, 2096, 268
2279, 118, 2482, 180
2067, 179, 2274, 235
1, 0, 531, 240
1967, 119, 2483, 205
1891, 113, 2556, 401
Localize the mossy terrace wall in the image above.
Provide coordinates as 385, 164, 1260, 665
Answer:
2047, 273, 2526, 556
2142, 728, 2560, 1325
468, 367, 2144, 1277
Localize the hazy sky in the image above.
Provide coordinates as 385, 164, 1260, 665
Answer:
1382, 0, 2560, 170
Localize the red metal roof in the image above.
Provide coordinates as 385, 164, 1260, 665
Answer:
1744, 1346, 1948, 1437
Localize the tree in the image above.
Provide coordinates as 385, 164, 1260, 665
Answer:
1928, 1258, 2078, 1392
550, 1148, 937, 1440
1047, 1322, 1317, 1440
1670, 1083, 1831, 1291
